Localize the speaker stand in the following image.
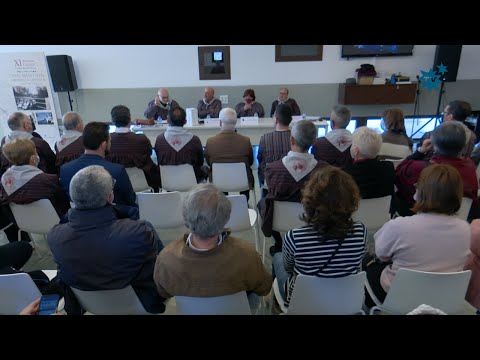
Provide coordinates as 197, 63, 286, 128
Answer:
67, 91, 74, 112
434, 79, 446, 127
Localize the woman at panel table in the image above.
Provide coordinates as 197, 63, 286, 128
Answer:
235, 88, 265, 118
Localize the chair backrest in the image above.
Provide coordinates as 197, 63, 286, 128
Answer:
381, 268, 472, 314
455, 197, 473, 221
125, 167, 150, 193
211, 163, 249, 192
383, 158, 403, 169
0, 273, 42, 315
9, 199, 60, 235
71, 285, 151, 315
378, 143, 412, 159
137, 192, 184, 229
272, 201, 305, 233
160, 164, 197, 192
288, 272, 366, 315
353, 195, 392, 230
175, 291, 251, 315
224, 195, 251, 232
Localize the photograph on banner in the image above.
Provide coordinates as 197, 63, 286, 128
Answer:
34, 111, 54, 125
13, 85, 51, 110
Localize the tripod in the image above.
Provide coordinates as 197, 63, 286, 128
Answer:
67, 91, 74, 111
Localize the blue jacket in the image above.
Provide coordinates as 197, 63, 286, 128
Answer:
48, 205, 165, 314
59, 154, 137, 207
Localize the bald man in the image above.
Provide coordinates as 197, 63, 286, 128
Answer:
55, 111, 85, 170
197, 87, 222, 119
144, 88, 180, 122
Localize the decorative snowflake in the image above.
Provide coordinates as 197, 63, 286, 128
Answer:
419, 63, 448, 91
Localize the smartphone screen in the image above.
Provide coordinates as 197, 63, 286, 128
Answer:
37, 294, 59, 315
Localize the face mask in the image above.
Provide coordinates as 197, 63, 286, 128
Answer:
245, 98, 253, 104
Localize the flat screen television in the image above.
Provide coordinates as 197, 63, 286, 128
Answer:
342, 45, 414, 58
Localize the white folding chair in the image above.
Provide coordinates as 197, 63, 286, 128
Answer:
160, 164, 197, 192
175, 291, 251, 315
273, 272, 367, 315
137, 192, 184, 229
71, 285, 152, 315
125, 167, 152, 193
378, 143, 412, 159
455, 197, 473, 221
9, 199, 60, 254
0, 273, 42, 315
367, 268, 474, 315
211, 162, 256, 207
269, 201, 306, 263
225, 195, 260, 253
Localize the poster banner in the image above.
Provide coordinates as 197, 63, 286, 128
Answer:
0, 52, 59, 149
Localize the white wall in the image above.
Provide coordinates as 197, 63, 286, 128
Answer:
0, 45, 479, 88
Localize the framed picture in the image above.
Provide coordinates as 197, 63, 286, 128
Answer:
275, 45, 323, 62
198, 46, 231, 80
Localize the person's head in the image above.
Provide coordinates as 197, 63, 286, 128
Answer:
382, 108, 406, 133
7, 112, 33, 133
168, 106, 187, 127
2, 138, 39, 167
219, 107, 237, 130
411, 164, 462, 215
157, 88, 170, 104
431, 121, 466, 157
243, 88, 256, 104
82, 122, 111, 155
182, 184, 232, 238
278, 87, 289, 102
274, 103, 293, 127
330, 105, 351, 130
291, 120, 317, 152
350, 126, 383, 160
301, 166, 360, 237
203, 87, 215, 102
62, 111, 84, 132
70, 165, 115, 210
110, 105, 131, 127
443, 100, 472, 123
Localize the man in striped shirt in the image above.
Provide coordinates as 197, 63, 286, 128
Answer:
257, 104, 293, 196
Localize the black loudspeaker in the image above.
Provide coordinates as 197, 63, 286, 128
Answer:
433, 45, 462, 82
46, 55, 78, 92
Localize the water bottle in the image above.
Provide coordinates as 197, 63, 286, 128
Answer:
254, 112, 258, 118
302, 113, 307, 120
206, 114, 211, 119
157, 116, 163, 127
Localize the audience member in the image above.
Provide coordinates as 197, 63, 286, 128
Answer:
205, 108, 253, 201
270, 87, 301, 117
155, 106, 206, 182
48, 165, 165, 315
107, 105, 160, 192
379, 108, 413, 159
1, 112, 56, 176
197, 87, 222, 119
343, 126, 395, 199
311, 105, 353, 167
365, 164, 471, 306
1, 139, 69, 218
59, 122, 137, 207
420, 100, 475, 159
144, 88, 180, 121
55, 111, 85, 170
465, 219, 480, 310
395, 121, 477, 216
272, 166, 366, 308
257, 104, 293, 193
30, 116, 43, 139
154, 184, 272, 300
259, 120, 327, 256
235, 88, 265, 118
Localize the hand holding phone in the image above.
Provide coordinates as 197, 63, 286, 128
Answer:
37, 294, 60, 315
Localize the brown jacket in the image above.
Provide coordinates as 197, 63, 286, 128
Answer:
205, 131, 254, 189
154, 233, 272, 299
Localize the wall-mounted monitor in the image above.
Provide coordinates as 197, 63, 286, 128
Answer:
342, 45, 414, 58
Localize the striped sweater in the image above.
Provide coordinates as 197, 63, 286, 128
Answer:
283, 222, 366, 307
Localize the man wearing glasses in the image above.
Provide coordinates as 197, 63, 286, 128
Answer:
144, 88, 180, 122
